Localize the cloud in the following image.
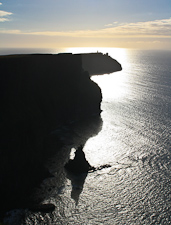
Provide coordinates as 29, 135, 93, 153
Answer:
0, 10, 12, 17
105, 21, 118, 27
0, 18, 10, 22
0, 10, 12, 22
102, 18, 171, 38
0, 29, 21, 34
0, 18, 171, 38
105, 24, 113, 27
28, 18, 171, 38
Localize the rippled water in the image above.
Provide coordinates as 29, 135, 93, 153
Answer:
3, 48, 171, 224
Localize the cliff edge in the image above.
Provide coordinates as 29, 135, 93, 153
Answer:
80, 52, 122, 75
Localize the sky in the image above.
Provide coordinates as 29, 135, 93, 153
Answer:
0, 0, 171, 49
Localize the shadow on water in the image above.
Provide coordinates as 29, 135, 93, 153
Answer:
64, 144, 95, 205
66, 170, 88, 205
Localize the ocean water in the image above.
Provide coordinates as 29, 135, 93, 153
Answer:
2, 48, 171, 224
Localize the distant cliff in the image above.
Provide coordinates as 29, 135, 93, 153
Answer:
0, 52, 121, 213
80, 52, 122, 75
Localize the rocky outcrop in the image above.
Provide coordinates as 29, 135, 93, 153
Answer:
64, 145, 94, 174
80, 52, 122, 75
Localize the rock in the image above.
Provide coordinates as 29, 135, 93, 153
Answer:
65, 145, 95, 174
80, 52, 122, 75
28, 203, 56, 213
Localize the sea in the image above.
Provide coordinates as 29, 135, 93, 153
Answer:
1, 47, 171, 224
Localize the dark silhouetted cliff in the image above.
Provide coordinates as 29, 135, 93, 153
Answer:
80, 52, 122, 75
0, 52, 121, 214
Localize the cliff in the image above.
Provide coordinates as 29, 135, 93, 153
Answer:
80, 52, 122, 75
0, 52, 121, 213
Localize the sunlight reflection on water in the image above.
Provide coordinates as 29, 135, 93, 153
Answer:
92, 72, 129, 101
81, 48, 133, 166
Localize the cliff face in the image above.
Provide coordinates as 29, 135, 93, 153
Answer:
0, 53, 102, 212
0, 52, 121, 213
0, 54, 101, 128
81, 52, 122, 75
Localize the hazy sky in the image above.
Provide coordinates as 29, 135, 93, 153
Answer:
0, 0, 171, 49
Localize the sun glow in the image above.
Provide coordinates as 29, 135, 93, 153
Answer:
66, 47, 126, 57
65, 47, 128, 67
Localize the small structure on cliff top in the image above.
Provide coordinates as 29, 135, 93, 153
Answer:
79, 52, 122, 75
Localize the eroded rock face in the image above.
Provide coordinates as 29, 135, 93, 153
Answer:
0, 53, 102, 213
